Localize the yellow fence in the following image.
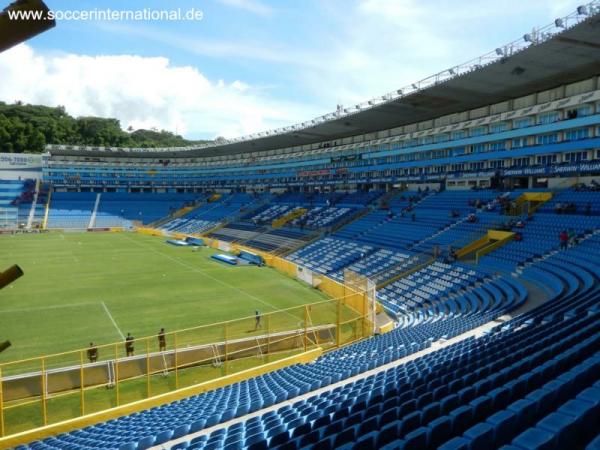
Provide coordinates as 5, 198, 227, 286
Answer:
0, 296, 366, 440
135, 227, 166, 237
0, 348, 323, 448
42, 189, 51, 230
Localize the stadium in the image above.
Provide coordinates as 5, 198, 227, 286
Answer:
0, 1, 600, 449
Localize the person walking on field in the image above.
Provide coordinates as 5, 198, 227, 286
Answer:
254, 310, 262, 330
87, 342, 98, 363
158, 328, 166, 352
125, 333, 135, 357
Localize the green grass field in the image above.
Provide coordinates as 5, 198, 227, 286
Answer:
0, 231, 330, 364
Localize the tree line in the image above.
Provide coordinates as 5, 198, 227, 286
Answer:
0, 101, 210, 153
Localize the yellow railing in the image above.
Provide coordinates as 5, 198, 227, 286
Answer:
0, 348, 323, 448
475, 232, 515, 264
0, 293, 367, 439
42, 189, 51, 230
272, 208, 307, 228
507, 191, 553, 216
456, 229, 515, 263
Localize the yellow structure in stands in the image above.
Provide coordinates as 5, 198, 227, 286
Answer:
272, 208, 307, 228
456, 229, 515, 264
508, 191, 553, 216
41, 189, 51, 230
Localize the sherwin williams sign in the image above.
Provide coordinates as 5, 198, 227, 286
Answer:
0, 153, 43, 170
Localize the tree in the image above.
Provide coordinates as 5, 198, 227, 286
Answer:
0, 102, 211, 153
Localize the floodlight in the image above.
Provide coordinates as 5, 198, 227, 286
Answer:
355, 104, 361, 109
449, 68, 456, 75
577, 5, 588, 15
554, 18, 565, 28
411, 84, 418, 89
495, 48, 504, 56
397, 89, 403, 95
523, 33, 533, 42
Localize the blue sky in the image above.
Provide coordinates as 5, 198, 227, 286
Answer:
0, 0, 577, 140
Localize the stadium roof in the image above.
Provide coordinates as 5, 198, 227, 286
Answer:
49, 4, 600, 159
0, 0, 55, 53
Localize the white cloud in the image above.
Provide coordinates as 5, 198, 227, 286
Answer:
216, 0, 273, 17
0, 44, 318, 139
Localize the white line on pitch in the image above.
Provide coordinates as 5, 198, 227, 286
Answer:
101, 301, 125, 340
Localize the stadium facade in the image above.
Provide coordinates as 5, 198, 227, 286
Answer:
39, 11, 600, 194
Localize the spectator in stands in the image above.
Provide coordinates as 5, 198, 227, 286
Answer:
433, 245, 441, 259
485, 203, 495, 212
411, 213, 416, 222
568, 228, 577, 247
87, 343, 98, 363
559, 230, 569, 250
514, 232, 523, 242
158, 328, 166, 352
448, 247, 457, 263
585, 202, 592, 216
125, 333, 135, 357
554, 202, 563, 214
254, 310, 262, 330
516, 220, 525, 229
467, 213, 478, 223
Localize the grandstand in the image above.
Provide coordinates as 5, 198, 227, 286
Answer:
0, 3, 600, 450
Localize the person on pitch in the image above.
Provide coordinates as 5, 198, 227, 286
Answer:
125, 333, 135, 357
87, 342, 98, 363
254, 310, 262, 330
158, 328, 166, 352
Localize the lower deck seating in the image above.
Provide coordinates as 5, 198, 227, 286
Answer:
46, 192, 96, 228
208, 222, 265, 242
0, 179, 28, 228
94, 192, 199, 227
287, 238, 375, 274
160, 193, 258, 234
15, 190, 600, 450
244, 228, 312, 253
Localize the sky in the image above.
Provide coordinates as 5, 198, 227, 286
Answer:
0, 0, 579, 140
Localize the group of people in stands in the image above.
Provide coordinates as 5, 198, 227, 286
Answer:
559, 229, 578, 250
554, 201, 593, 216
86, 328, 167, 363
573, 179, 600, 191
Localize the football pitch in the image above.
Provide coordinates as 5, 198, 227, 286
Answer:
0, 231, 331, 364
